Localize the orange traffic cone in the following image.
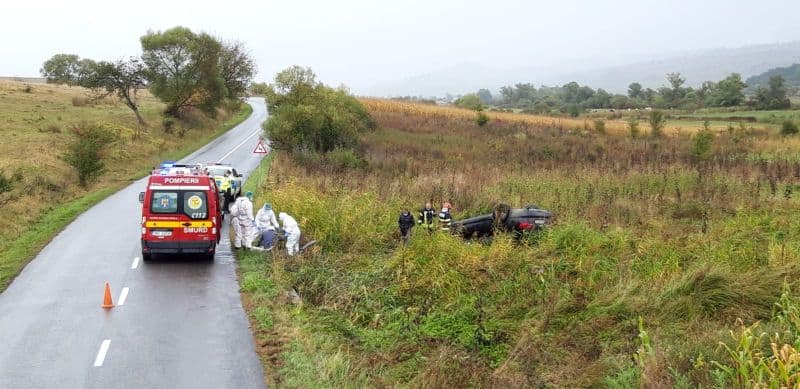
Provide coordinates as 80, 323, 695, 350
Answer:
101, 282, 114, 309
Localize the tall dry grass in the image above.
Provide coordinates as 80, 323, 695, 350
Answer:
246, 98, 800, 387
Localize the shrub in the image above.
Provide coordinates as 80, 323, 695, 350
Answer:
475, 111, 489, 127
22, 85, 33, 93
0, 171, 12, 194
62, 123, 115, 186
627, 118, 640, 139
162, 118, 175, 134
691, 129, 714, 162
594, 119, 606, 134
71, 96, 89, 107
781, 120, 799, 136
648, 110, 666, 138
326, 148, 367, 170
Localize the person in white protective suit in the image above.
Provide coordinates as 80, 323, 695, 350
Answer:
228, 193, 243, 249
254, 202, 280, 250
234, 191, 256, 249
278, 212, 301, 256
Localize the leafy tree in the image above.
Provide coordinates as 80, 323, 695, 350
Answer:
648, 110, 666, 138
476, 89, 493, 104
263, 67, 375, 154
628, 82, 643, 99
667, 72, 686, 91
140, 26, 227, 117
752, 76, 791, 110
709, 73, 746, 107
611, 95, 635, 109
40, 54, 95, 85
250, 82, 269, 95
455, 94, 483, 111
697, 81, 716, 105
499, 86, 515, 102
588, 88, 611, 108
566, 103, 580, 117
659, 72, 688, 108
219, 40, 256, 97
267, 65, 320, 109
82, 58, 147, 126
642, 88, 656, 104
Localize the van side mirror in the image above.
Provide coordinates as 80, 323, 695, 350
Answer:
138, 192, 145, 203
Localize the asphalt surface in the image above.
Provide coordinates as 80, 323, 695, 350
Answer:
0, 98, 269, 389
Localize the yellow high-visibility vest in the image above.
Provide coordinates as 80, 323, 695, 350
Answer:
219, 176, 232, 192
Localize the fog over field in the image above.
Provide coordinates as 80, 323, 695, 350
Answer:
3, 0, 800, 95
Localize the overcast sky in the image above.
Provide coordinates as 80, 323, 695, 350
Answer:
3, 0, 800, 94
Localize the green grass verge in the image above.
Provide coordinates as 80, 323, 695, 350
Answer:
0, 188, 113, 290
0, 103, 253, 293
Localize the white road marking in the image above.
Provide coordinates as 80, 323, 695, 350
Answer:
131, 257, 140, 269
218, 130, 262, 162
93, 339, 111, 367
118, 287, 129, 306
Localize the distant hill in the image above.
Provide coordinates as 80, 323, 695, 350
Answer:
364, 41, 800, 97
746, 63, 800, 87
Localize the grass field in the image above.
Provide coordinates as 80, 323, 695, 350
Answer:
678, 109, 800, 126
239, 98, 800, 387
0, 80, 252, 291
365, 99, 777, 137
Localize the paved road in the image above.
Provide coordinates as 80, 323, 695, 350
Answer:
0, 98, 269, 389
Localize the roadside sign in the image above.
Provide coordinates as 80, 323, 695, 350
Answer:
253, 141, 269, 154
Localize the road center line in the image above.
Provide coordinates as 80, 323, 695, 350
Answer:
93, 339, 111, 367
118, 287, 129, 306
217, 129, 262, 162
131, 257, 140, 269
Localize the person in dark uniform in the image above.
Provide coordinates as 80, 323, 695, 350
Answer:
398, 209, 415, 243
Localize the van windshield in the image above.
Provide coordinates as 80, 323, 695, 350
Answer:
150, 191, 209, 219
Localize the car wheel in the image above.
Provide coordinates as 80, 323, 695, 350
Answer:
142, 252, 152, 262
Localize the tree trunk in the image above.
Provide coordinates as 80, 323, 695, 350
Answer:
121, 90, 147, 138
131, 105, 146, 127
122, 94, 146, 127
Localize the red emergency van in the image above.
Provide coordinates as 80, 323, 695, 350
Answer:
139, 173, 222, 261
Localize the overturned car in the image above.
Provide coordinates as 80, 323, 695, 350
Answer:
450, 204, 552, 239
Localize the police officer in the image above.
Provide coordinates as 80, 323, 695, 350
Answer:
221, 170, 234, 213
